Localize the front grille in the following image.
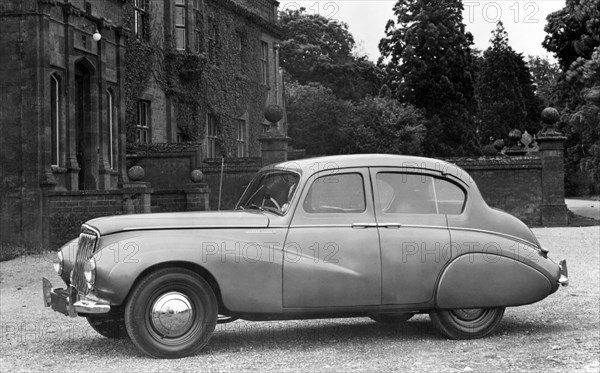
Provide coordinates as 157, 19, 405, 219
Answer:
72, 226, 99, 296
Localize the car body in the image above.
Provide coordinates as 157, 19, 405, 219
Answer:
43, 154, 569, 358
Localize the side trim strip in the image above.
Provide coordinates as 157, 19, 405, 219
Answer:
448, 226, 538, 248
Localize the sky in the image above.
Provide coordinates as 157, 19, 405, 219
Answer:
278, 0, 566, 61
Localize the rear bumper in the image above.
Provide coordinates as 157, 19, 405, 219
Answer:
558, 258, 569, 286
42, 277, 111, 317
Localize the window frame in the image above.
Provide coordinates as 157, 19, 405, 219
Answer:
136, 100, 151, 144
303, 172, 367, 214
174, 0, 187, 50
193, 0, 203, 53
50, 74, 61, 167
260, 40, 269, 85
134, 0, 149, 40
374, 172, 467, 215
206, 113, 217, 158
207, 15, 218, 63
236, 119, 247, 158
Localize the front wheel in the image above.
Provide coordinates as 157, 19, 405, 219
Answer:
429, 307, 505, 339
124, 268, 218, 358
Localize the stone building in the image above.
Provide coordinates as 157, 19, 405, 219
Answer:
0, 0, 285, 249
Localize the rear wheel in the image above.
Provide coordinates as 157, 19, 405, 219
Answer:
370, 313, 414, 324
124, 268, 218, 358
86, 309, 129, 339
429, 307, 505, 339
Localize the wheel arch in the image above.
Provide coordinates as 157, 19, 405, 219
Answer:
117, 261, 227, 315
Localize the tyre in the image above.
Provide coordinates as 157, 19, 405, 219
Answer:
370, 313, 414, 324
429, 307, 505, 339
124, 268, 218, 358
86, 309, 129, 339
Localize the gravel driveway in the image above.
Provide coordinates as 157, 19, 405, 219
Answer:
1, 227, 598, 372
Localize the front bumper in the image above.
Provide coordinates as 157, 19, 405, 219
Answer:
558, 258, 569, 286
42, 278, 110, 317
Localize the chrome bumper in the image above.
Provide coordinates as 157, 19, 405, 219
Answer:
42, 277, 110, 317
558, 258, 569, 286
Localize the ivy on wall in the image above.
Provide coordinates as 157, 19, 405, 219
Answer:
123, 0, 275, 158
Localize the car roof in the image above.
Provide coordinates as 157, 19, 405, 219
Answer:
267, 154, 473, 185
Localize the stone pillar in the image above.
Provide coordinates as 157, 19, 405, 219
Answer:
259, 132, 290, 166
259, 104, 289, 166
184, 184, 211, 211
184, 169, 211, 211
537, 108, 568, 226
122, 166, 152, 214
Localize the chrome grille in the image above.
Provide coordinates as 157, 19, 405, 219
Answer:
72, 226, 99, 295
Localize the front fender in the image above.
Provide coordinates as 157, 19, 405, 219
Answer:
92, 228, 286, 313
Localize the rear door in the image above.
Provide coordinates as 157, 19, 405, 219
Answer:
283, 168, 382, 308
370, 168, 466, 305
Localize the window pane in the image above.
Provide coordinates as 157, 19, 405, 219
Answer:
435, 179, 466, 214
303, 173, 365, 213
175, 28, 186, 50
175, 7, 186, 26
376, 173, 437, 214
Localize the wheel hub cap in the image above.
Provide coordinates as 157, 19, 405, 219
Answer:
452, 308, 485, 321
151, 292, 194, 337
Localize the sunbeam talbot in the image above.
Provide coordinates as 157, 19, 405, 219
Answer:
43, 154, 568, 358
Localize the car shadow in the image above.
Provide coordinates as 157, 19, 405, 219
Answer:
53, 315, 568, 358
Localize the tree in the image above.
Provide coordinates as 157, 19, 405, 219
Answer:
279, 8, 383, 100
285, 81, 353, 155
341, 96, 426, 155
475, 22, 541, 142
543, 0, 600, 195
379, 0, 478, 156
527, 56, 562, 107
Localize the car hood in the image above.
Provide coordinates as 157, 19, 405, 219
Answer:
85, 211, 270, 236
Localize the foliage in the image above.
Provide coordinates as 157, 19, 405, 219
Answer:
124, 0, 270, 157
543, 0, 600, 72
285, 82, 353, 155
123, 0, 155, 146
527, 55, 562, 107
341, 96, 426, 155
279, 8, 383, 100
475, 22, 541, 143
379, 0, 478, 156
543, 0, 600, 195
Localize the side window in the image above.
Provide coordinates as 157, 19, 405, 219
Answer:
303, 173, 365, 213
376, 173, 465, 215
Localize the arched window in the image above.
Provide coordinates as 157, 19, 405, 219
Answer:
50, 74, 60, 166
107, 89, 118, 169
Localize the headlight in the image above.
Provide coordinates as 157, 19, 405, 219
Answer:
53, 251, 63, 276
84, 257, 96, 285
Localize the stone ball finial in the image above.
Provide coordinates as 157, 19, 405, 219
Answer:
508, 129, 522, 143
493, 139, 505, 151
128, 165, 145, 181
264, 104, 283, 124
541, 107, 560, 125
190, 169, 204, 183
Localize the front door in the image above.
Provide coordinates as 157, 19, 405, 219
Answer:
283, 168, 381, 308
370, 168, 465, 305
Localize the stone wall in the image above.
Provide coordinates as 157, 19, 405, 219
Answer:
446, 156, 543, 226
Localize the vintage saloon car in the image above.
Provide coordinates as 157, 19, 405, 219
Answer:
43, 154, 568, 358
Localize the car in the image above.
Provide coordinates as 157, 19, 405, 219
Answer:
43, 154, 569, 358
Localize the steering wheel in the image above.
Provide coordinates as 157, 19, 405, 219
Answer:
262, 196, 281, 211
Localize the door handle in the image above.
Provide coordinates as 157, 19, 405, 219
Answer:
380, 224, 402, 229
351, 223, 377, 229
